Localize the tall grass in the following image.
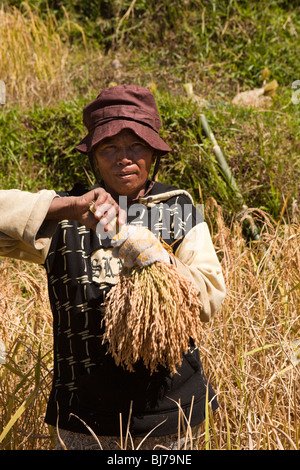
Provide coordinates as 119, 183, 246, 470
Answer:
198, 200, 300, 450
0, 201, 299, 450
0, 2, 86, 106
0, 260, 54, 450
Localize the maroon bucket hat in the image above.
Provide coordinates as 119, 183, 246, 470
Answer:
75, 84, 171, 155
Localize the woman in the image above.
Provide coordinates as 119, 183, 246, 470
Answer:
0, 85, 226, 450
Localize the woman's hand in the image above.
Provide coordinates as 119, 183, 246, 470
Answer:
111, 224, 170, 267
46, 188, 126, 232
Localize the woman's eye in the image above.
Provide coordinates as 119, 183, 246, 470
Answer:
102, 145, 117, 153
131, 143, 145, 151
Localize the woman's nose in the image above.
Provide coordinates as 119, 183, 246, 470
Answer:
116, 146, 132, 164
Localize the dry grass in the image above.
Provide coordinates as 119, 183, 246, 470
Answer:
0, 259, 54, 450
0, 200, 299, 449
197, 199, 300, 450
0, 2, 87, 107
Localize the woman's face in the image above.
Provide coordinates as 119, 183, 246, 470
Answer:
93, 129, 155, 200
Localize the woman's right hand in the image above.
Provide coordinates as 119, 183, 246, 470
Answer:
46, 188, 127, 232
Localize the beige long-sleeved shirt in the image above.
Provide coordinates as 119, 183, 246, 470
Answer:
0, 189, 58, 263
0, 189, 226, 321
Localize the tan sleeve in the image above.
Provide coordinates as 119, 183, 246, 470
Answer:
170, 221, 226, 322
0, 189, 59, 264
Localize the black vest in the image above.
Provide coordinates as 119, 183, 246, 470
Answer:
44, 182, 218, 436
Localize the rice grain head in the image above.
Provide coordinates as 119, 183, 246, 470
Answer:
102, 261, 203, 376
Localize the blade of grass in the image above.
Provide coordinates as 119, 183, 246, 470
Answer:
0, 387, 38, 443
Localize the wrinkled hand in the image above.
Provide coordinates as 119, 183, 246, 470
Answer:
46, 187, 127, 232
111, 224, 170, 267
74, 188, 127, 232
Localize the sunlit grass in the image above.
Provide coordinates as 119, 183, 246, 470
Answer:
0, 259, 54, 450
0, 1, 86, 107
197, 199, 300, 450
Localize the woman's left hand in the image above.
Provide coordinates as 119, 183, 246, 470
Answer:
111, 224, 170, 267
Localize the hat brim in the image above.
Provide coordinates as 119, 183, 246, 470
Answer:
75, 120, 171, 155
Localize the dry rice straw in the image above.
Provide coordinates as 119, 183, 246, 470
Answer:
102, 261, 203, 376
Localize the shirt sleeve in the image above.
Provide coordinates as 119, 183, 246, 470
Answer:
0, 189, 59, 264
170, 221, 226, 322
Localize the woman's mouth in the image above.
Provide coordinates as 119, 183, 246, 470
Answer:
116, 172, 136, 180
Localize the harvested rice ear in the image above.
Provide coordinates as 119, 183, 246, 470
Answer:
102, 260, 203, 376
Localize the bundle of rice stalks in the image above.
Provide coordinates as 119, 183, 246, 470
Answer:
102, 261, 203, 376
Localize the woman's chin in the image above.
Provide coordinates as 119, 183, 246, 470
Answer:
109, 181, 147, 200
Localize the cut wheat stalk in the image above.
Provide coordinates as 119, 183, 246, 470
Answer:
102, 261, 203, 376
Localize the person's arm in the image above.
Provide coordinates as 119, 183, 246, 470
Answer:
0, 187, 126, 264
45, 187, 126, 232
170, 221, 226, 322
109, 215, 225, 323
0, 189, 58, 263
